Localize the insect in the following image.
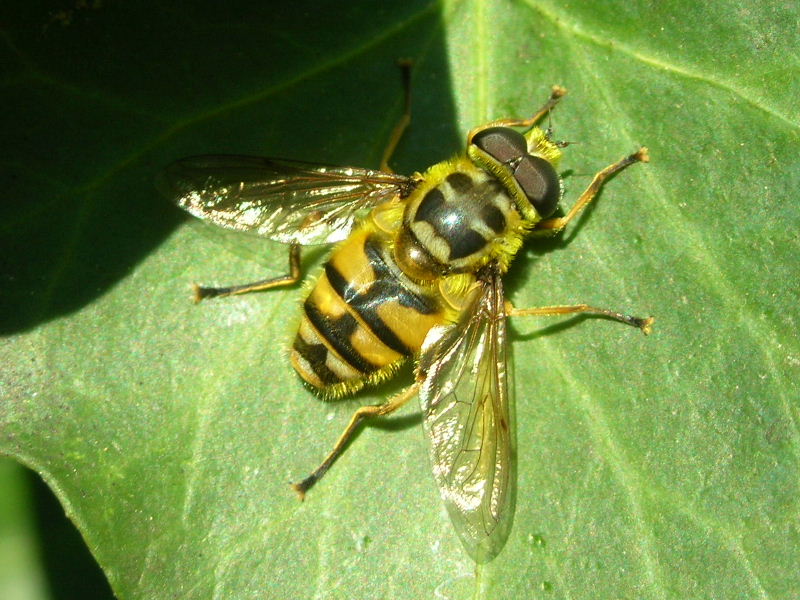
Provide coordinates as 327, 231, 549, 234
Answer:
159, 69, 652, 563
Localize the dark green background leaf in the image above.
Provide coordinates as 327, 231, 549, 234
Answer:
1, 1, 798, 598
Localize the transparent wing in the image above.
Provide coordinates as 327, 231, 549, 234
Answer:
158, 155, 411, 245
418, 264, 515, 563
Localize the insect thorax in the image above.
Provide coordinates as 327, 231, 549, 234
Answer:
394, 158, 524, 280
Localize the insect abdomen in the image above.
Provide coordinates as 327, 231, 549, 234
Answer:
291, 229, 448, 397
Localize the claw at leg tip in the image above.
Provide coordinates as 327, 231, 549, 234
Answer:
191, 283, 203, 304
290, 482, 306, 502
641, 316, 655, 335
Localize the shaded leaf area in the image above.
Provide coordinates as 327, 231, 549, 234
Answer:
1, 0, 799, 599
0, 458, 115, 599
0, 0, 453, 334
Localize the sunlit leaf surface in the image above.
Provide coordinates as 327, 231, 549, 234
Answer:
1, 1, 798, 598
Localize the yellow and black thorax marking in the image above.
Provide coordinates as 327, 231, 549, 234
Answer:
394, 158, 526, 281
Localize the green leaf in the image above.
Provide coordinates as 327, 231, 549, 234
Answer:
2, 1, 798, 598
0, 459, 48, 600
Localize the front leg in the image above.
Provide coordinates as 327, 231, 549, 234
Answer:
533, 148, 649, 237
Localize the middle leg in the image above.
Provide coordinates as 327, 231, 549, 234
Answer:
507, 302, 653, 334
193, 244, 301, 302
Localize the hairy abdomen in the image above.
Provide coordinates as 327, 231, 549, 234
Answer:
291, 229, 447, 397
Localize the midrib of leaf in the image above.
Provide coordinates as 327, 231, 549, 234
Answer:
474, 0, 490, 123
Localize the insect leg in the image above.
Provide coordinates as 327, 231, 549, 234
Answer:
467, 85, 567, 144
379, 59, 413, 173
291, 383, 419, 500
507, 302, 654, 335
533, 147, 650, 236
192, 244, 301, 302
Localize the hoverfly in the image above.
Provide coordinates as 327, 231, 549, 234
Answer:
159, 69, 652, 563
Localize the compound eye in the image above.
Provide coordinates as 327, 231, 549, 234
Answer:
513, 155, 561, 218
471, 127, 527, 163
